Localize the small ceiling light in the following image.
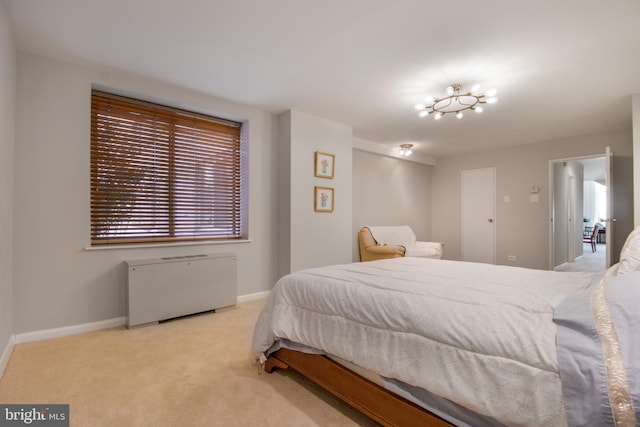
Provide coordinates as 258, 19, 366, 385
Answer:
399, 144, 413, 157
414, 83, 498, 121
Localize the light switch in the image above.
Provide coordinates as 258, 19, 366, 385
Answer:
503, 195, 510, 203
530, 194, 539, 202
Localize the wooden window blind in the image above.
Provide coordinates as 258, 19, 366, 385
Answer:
90, 90, 243, 245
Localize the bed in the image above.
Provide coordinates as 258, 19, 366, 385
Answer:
252, 228, 640, 426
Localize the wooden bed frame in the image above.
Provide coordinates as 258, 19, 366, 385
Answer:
265, 348, 453, 427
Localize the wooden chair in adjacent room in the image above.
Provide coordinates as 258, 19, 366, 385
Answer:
583, 224, 600, 252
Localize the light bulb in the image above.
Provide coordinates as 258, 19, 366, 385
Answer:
446, 86, 454, 96
486, 96, 498, 104
418, 110, 429, 118
475, 106, 484, 113
470, 84, 480, 94
424, 96, 435, 104
485, 88, 497, 97
414, 103, 426, 110
399, 144, 413, 156
434, 112, 442, 120
456, 111, 463, 119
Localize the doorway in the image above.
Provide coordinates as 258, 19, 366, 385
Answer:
549, 151, 611, 272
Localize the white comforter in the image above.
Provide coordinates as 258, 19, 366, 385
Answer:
252, 258, 596, 427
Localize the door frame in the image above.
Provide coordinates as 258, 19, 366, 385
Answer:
567, 174, 577, 263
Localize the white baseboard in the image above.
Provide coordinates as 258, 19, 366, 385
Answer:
6, 291, 269, 350
0, 335, 16, 379
237, 290, 270, 303
15, 317, 127, 345
553, 262, 568, 271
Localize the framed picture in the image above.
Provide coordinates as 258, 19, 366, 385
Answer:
314, 151, 335, 179
314, 186, 334, 212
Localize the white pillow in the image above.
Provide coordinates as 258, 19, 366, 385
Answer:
617, 226, 640, 275
405, 242, 443, 259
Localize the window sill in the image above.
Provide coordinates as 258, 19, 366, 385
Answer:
84, 239, 252, 251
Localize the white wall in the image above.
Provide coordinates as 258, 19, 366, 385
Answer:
13, 52, 279, 334
277, 112, 292, 278
0, 0, 16, 360
279, 110, 353, 273
352, 149, 433, 261
432, 128, 633, 269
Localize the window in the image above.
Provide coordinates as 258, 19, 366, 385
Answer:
90, 90, 243, 245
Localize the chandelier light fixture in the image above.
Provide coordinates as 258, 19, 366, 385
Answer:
414, 84, 498, 120
399, 143, 413, 157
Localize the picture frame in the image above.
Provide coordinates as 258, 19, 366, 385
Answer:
314, 186, 334, 212
314, 151, 335, 179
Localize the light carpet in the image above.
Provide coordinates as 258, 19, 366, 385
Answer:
0, 299, 378, 426
555, 243, 607, 272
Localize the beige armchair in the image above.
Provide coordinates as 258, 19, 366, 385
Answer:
358, 226, 443, 262
358, 227, 406, 262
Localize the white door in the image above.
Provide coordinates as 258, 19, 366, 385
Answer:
462, 168, 496, 264
605, 146, 614, 267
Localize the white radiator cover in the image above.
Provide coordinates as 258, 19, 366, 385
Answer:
127, 253, 237, 327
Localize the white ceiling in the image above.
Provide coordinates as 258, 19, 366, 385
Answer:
5, 0, 640, 158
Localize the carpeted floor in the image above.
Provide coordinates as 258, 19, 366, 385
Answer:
555, 243, 607, 272
0, 299, 379, 426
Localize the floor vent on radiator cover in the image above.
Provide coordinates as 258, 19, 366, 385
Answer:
126, 253, 237, 328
